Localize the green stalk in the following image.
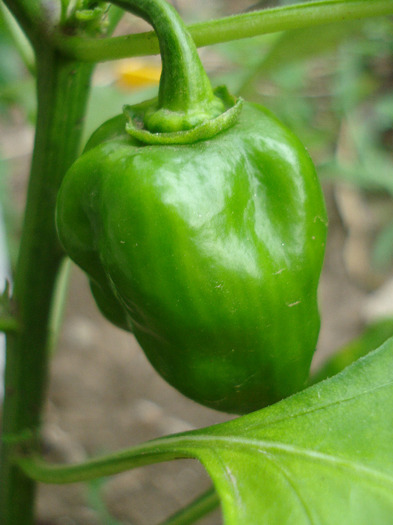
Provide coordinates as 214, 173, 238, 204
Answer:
47, 257, 72, 355
16, 433, 204, 485
113, 0, 224, 132
0, 49, 93, 525
54, 0, 393, 63
161, 487, 219, 525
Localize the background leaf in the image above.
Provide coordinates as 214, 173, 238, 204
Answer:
311, 318, 393, 384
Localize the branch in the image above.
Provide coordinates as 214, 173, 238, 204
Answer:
54, 0, 393, 62
160, 487, 219, 525
17, 435, 188, 484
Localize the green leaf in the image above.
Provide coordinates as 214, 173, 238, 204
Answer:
178, 337, 393, 524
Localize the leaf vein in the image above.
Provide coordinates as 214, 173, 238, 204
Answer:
168, 435, 393, 488
243, 376, 393, 433
261, 449, 319, 525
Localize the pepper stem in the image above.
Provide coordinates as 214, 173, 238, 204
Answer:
112, 0, 225, 132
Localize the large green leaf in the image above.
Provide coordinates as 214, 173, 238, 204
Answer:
170, 337, 393, 524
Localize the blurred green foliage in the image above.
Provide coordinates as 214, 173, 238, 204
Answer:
311, 317, 393, 384
0, 6, 35, 119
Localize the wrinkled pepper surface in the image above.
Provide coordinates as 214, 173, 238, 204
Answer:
56, 0, 327, 413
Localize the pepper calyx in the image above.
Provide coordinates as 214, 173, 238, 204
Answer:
123, 86, 243, 145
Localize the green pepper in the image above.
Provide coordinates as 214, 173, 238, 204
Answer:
56, 0, 327, 414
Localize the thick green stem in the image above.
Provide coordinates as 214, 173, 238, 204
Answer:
112, 0, 224, 132
0, 51, 93, 525
54, 0, 393, 63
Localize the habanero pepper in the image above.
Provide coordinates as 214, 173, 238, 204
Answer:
56, 0, 327, 414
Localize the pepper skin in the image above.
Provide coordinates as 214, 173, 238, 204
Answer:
56, 0, 327, 413
56, 100, 327, 414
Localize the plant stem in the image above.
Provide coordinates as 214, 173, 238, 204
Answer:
112, 0, 223, 132
47, 258, 72, 355
54, 0, 393, 63
161, 487, 219, 525
118, 0, 215, 107
16, 437, 189, 484
0, 50, 93, 525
